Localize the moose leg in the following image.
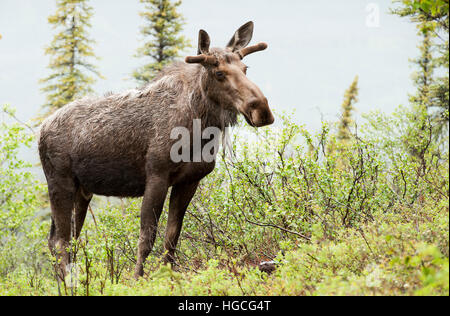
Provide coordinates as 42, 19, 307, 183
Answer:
163, 181, 199, 266
134, 176, 169, 278
73, 187, 93, 239
47, 177, 77, 279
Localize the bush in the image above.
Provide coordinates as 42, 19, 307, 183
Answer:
0, 105, 448, 296
0, 106, 50, 289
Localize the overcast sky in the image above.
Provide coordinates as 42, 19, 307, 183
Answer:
1, 0, 419, 142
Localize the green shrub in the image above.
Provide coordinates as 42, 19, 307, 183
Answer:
0, 106, 50, 289
0, 105, 447, 296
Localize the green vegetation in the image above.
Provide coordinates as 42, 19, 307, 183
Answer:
0, 0, 448, 296
0, 103, 448, 295
132, 0, 190, 84
0, 106, 48, 288
39, 0, 102, 117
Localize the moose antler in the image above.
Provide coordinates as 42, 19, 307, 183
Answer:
237, 42, 268, 59
185, 54, 218, 65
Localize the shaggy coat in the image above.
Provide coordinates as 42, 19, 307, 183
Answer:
39, 21, 273, 279
40, 62, 237, 198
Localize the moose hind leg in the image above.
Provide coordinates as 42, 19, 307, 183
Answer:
163, 181, 199, 266
73, 187, 93, 239
47, 176, 77, 279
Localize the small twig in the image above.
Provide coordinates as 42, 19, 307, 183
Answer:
358, 228, 375, 256
243, 217, 311, 241
88, 206, 98, 229
2, 108, 36, 134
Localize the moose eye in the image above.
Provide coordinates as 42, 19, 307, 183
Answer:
215, 71, 225, 80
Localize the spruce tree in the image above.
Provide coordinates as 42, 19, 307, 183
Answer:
392, 0, 449, 138
327, 76, 359, 158
39, 0, 102, 117
410, 26, 435, 107
337, 76, 359, 144
133, 0, 190, 84
404, 25, 437, 163
408, 24, 449, 147
429, 33, 449, 137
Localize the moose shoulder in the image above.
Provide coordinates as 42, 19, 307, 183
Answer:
39, 21, 274, 279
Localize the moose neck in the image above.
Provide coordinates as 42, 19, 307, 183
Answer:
189, 65, 238, 132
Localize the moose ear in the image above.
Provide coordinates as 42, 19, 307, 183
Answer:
198, 30, 211, 55
227, 21, 254, 52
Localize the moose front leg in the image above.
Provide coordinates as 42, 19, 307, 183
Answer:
163, 181, 199, 266
134, 175, 169, 278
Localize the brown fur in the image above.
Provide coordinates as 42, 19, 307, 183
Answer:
38, 22, 274, 279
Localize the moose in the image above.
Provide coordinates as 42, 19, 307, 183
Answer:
39, 21, 274, 279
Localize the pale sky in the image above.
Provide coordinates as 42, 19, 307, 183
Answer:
0, 0, 419, 162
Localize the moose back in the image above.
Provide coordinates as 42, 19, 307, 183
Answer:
39, 21, 274, 279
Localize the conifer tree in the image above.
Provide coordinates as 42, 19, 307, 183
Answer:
429, 32, 449, 138
327, 76, 359, 158
133, 0, 190, 84
392, 0, 449, 138
408, 24, 449, 147
40, 0, 102, 117
337, 76, 359, 144
404, 25, 437, 163
410, 26, 435, 107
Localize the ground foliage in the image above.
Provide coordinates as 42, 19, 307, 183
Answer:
0, 104, 448, 296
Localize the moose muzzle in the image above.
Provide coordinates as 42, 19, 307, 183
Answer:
243, 97, 275, 127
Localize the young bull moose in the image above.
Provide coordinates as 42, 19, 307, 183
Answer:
39, 21, 274, 279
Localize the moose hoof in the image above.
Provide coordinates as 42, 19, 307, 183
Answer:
134, 265, 144, 280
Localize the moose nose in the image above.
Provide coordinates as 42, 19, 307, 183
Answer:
246, 98, 274, 127
265, 111, 275, 126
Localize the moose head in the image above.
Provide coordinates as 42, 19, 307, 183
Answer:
185, 21, 274, 128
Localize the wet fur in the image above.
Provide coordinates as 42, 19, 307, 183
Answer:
39, 22, 272, 278
39, 60, 238, 198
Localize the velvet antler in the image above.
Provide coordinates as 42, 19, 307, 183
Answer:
237, 42, 268, 59
185, 54, 218, 65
